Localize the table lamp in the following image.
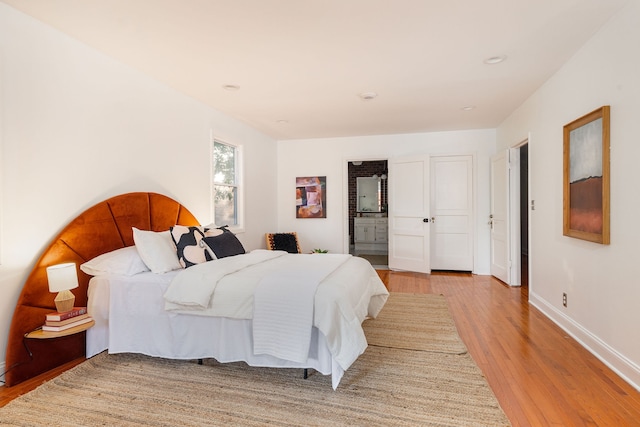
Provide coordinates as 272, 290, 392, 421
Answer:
46, 262, 79, 313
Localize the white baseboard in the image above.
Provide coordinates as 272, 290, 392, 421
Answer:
529, 291, 640, 392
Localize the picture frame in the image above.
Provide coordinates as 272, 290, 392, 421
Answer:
296, 176, 326, 218
563, 105, 610, 244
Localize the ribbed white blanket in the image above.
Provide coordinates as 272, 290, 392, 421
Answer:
252, 254, 350, 363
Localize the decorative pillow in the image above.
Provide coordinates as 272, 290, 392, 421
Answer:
203, 226, 246, 259
80, 246, 150, 276
132, 227, 183, 274
202, 223, 224, 237
266, 232, 301, 254
170, 225, 213, 268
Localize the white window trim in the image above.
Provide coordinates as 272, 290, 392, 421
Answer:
210, 133, 245, 233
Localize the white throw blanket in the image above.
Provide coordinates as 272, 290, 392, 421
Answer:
252, 254, 350, 363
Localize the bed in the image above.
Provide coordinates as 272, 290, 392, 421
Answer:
5, 192, 388, 388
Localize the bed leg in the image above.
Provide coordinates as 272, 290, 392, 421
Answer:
198, 359, 203, 365
303, 368, 308, 379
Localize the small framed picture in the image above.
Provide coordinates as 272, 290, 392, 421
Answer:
296, 176, 326, 218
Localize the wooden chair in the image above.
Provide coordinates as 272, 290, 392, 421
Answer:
265, 232, 301, 254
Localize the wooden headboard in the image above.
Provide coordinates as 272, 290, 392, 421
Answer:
4, 192, 199, 386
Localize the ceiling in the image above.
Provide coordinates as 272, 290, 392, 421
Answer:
1, 0, 628, 140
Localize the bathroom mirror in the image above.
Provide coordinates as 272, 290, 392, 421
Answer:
357, 177, 381, 212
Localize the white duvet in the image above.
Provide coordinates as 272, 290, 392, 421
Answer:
164, 250, 388, 371
164, 249, 288, 313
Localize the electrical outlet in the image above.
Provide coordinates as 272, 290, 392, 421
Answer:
562, 293, 567, 307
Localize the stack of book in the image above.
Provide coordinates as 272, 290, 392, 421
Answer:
42, 307, 92, 332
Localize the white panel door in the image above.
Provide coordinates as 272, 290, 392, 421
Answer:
490, 150, 510, 283
388, 156, 430, 273
430, 155, 473, 271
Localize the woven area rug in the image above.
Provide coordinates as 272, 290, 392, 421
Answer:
1, 294, 509, 426
363, 292, 468, 354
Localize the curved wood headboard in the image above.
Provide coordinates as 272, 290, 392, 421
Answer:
4, 192, 199, 386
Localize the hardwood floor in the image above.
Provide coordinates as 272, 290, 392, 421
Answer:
2, 270, 640, 426
379, 270, 640, 426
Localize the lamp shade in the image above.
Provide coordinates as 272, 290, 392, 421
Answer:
46, 263, 79, 293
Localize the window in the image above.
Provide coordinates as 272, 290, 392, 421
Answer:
212, 138, 243, 229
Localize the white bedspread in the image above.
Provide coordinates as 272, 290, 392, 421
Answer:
163, 250, 385, 372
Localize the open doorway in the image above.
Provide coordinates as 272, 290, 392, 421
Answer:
510, 142, 530, 287
519, 143, 529, 287
347, 160, 388, 269
491, 143, 530, 286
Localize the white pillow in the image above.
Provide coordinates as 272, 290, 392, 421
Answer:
132, 227, 183, 274
80, 246, 150, 276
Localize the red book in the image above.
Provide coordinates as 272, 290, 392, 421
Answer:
45, 307, 87, 322
45, 313, 90, 327
42, 316, 93, 332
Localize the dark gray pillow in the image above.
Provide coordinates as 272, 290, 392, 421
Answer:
203, 227, 245, 258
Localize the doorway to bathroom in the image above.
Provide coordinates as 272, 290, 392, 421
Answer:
347, 159, 388, 268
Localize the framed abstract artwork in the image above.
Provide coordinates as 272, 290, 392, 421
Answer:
296, 176, 326, 218
563, 105, 610, 244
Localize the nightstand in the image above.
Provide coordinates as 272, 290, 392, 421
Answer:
22, 318, 95, 362
24, 318, 95, 340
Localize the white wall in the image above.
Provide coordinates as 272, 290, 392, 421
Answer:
497, 1, 640, 390
277, 130, 496, 274
0, 4, 277, 372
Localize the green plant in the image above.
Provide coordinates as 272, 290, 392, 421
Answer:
312, 248, 328, 253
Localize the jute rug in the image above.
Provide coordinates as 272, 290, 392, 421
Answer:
1, 294, 510, 426
363, 293, 468, 354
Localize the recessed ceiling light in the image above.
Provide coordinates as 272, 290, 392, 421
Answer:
483, 55, 507, 65
461, 105, 476, 111
358, 92, 378, 101
276, 119, 289, 124
222, 84, 240, 91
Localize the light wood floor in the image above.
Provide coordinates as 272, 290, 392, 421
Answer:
2, 270, 640, 426
380, 270, 640, 426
